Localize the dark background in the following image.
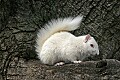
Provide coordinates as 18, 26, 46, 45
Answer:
0, 0, 120, 80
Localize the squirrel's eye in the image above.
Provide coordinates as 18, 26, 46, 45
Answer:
90, 44, 94, 48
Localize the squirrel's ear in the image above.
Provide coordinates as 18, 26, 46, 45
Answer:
84, 34, 91, 43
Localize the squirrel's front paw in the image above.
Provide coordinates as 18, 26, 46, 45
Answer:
54, 62, 65, 66
73, 60, 82, 63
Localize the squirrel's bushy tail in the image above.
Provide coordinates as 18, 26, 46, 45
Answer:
36, 16, 83, 53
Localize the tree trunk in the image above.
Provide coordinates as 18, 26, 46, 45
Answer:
0, 0, 120, 80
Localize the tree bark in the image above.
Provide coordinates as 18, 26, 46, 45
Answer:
0, 0, 120, 80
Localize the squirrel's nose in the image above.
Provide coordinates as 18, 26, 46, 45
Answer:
96, 50, 99, 55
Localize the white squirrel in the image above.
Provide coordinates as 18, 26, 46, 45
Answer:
36, 16, 99, 66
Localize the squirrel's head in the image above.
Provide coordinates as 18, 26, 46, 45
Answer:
83, 34, 99, 56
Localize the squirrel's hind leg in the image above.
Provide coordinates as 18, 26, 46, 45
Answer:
54, 62, 65, 66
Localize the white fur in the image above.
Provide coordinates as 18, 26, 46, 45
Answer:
36, 16, 99, 65
36, 16, 83, 53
